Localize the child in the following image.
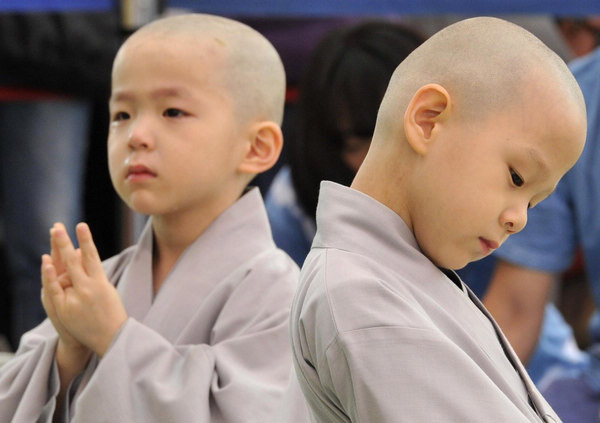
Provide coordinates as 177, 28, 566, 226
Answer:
289, 17, 586, 422
0, 13, 298, 423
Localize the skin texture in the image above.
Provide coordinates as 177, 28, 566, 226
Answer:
351, 17, 587, 272
39, 13, 285, 420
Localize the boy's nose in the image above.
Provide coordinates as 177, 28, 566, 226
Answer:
128, 120, 155, 151
500, 205, 528, 234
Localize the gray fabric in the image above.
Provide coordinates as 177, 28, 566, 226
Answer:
0, 188, 299, 423
289, 181, 560, 422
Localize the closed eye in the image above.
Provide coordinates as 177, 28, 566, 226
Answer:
510, 168, 524, 187
163, 108, 187, 118
112, 111, 130, 122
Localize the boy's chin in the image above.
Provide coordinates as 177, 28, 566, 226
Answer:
118, 192, 159, 216
451, 261, 469, 271
431, 255, 470, 271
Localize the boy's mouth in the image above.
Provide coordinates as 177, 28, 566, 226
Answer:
126, 164, 157, 182
479, 237, 499, 254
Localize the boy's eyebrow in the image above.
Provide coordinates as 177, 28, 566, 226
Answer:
110, 87, 192, 102
527, 148, 549, 172
150, 87, 192, 100
109, 91, 131, 103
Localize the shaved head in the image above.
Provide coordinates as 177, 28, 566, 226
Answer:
118, 13, 286, 125
352, 17, 587, 264
374, 17, 585, 142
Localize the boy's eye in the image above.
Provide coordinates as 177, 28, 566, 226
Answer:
510, 168, 524, 187
112, 111, 130, 122
163, 108, 186, 118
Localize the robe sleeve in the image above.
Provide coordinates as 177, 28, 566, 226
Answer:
72, 255, 297, 423
326, 327, 542, 423
0, 320, 62, 423
0, 250, 131, 423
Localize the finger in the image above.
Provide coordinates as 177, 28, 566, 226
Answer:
51, 237, 65, 275
41, 255, 54, 313
52, 224, 87, 286
40, 287, 48, 314
51, 223, 76, 263
41, 256, 64, 312
41, 284, 56, 318
41, 286, 55, 320
50, 223, 66, 275
76, 223, 104, 277
57, 273, 73, 290
41, 254, 55, 289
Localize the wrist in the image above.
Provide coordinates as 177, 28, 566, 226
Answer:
55, 341, 91, 386
56, 340, 91, 364
95, 315, 128, 358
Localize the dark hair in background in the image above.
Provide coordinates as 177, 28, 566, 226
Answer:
289, 20, 424, 220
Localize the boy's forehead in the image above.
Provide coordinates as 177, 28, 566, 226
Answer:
110, 36, 233, 103
125, 30, 226, 57
114, 32, 228, 78
508, 83, 585, 176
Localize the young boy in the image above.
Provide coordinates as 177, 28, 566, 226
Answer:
0, 14, 298, 423
289, 17, 586, 422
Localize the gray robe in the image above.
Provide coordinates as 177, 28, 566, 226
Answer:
289, 182, 561, 423
0, 188, 299, 423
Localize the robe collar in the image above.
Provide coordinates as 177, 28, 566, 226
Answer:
312, 181, 459, 292
115, 187, 274, 335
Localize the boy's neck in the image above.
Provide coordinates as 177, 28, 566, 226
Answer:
352, 156, 412, 229
149, 190, 243, 294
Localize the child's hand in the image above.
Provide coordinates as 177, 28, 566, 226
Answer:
41, 253, 87, 351
41, 223, 85, 348
42, 242, 92, 385
45, 222, 128, 357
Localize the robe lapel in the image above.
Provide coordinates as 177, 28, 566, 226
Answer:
116, 221, 154, 322
467, 289, 557, 422
142, 188, 274, 343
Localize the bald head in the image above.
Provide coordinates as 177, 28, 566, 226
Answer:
118, 13, 286, 125
374, 17, 585, 142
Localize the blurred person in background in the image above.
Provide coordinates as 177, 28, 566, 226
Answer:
265, 19, 424, 266
0, 11, 121, 348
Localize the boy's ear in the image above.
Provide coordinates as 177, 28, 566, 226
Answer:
238, 121, 283, 175
404, 83, 450, 156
